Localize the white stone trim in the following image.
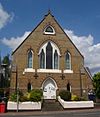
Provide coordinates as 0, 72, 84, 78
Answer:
24, 68, 35, 73
37, 69, 61, 73
64, 70, 73, 73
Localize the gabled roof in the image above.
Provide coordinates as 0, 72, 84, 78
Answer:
12, 11, 84, 58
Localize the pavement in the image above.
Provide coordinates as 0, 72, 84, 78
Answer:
0, 105, 100, 116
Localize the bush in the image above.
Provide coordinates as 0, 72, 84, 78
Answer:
71, 94, 87, 101
9, 90, 25, 102
9, 89, 43, 102
59, 90, 71, 101
71, 95, 80, 101
29, 89, 43, 102
9, 92, 17, 102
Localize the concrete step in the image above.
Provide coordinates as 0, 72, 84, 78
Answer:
42, 100, 63, 111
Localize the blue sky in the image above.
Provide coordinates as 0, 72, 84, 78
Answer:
0, 0, 100, 74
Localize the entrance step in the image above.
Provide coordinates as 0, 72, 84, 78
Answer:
42, 100, 63, 111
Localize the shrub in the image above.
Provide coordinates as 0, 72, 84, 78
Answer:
23, 92, 30, 101
71, 95, 80, 101
29, 89, 43, 102
9, 92, 17, 102
71, 94, 87, 101
9, 90, 25, 102
9, 89, 43, 102
59, 90, 71, 101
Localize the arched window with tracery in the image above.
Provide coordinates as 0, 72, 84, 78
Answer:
38, 41, 60, 69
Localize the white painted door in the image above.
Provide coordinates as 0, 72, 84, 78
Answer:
43, 82, 56, 99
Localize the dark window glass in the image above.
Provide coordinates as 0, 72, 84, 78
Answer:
28, 50, 32, 68
65, 52, 71, 69
40, 49, 45, 69
67, 82, 70, 92
54, 50, 58, 69
46, 42, 53, 69
45, 26, 53, 33
27, 82, 31, 92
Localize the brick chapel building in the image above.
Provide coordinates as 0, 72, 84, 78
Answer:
11, 11, 93, 99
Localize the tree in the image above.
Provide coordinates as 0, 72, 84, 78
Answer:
2, 54, 11, 88
2, 54, 10, 66
93, 72, 100, 99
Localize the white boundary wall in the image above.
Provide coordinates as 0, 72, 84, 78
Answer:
58, 96, 94, 109
7, 101, 41, 110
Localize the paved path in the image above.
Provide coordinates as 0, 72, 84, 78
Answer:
0, 108, 100, 116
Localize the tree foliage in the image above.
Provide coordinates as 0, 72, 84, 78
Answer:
1, 54, 11, 88
2, 54, 10, 66
93, 72, 100, 99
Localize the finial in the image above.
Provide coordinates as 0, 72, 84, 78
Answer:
48, 9, 51, 14
44, 9, 54, 18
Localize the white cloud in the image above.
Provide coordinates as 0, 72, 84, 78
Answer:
1, 31, 31, 51
0, 3, 13, 29
64, 29, 100, 74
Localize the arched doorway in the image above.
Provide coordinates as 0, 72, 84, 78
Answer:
42, 78, 58, 99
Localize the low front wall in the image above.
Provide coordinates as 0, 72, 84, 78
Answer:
7, 101, 41, 110
58, 96, 94, 109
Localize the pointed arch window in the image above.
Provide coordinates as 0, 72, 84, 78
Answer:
46, 42, 53, 69
38, 41, 60, 69
27, 82, 32, 92
28, 50, 33, 68
40, 49, 45, 69
54, 50, 58, 69
65, 51, 71, 70
44, 25, 55, 35
67, 82, 71, 92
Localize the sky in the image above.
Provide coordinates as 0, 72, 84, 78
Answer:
0, 0, 100, 75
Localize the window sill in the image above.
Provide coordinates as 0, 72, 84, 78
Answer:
23, 68, 35, 74
64, 70, 73, 73
37, 69, 61, 73
23, 68, 73, 74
